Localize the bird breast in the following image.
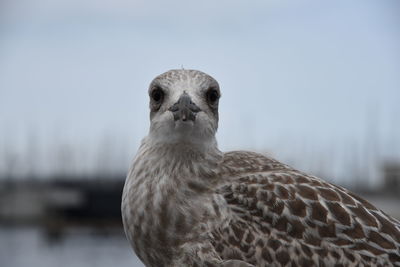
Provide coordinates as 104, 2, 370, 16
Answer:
121, 141, 226, 266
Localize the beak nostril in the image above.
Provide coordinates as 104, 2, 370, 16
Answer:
168, 103, 179, 112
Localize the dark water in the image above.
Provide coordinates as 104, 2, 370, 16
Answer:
0, 226, 144, 267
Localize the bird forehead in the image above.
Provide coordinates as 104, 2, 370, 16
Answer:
150, 69, 218, 93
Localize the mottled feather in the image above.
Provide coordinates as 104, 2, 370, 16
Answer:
213, 151, 400, 266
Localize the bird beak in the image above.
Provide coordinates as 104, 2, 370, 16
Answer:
168, 92, 201, 122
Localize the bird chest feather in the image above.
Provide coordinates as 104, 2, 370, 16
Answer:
122, 142, 227, 266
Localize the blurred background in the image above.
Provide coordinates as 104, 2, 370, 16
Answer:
0, 0, 399, 266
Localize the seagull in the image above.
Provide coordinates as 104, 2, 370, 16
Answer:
122, 69, 400, 267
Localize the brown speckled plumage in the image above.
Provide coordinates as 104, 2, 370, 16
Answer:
122, 69, 400, 267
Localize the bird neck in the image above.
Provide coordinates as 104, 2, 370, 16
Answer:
133, 135, 223, 186
143, 135, 221, 160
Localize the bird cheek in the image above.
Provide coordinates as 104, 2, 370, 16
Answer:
196, 113, 217, 132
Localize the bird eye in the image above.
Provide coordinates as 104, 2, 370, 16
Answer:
151, 87, 164, 102
206, 88, 219, 104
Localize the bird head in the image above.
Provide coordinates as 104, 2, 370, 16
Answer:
147, 69, 221, 146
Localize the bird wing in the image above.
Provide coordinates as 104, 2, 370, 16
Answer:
212, 151, 400, 266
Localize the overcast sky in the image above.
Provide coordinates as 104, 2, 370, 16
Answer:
0, 0, 399, 181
